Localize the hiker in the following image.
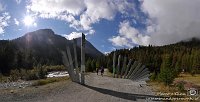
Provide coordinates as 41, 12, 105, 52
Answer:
96, 68, 99, 75
100, 66, 104, 77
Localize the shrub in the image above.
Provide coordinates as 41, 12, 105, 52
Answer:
33, 80, 50, 86
38, 66, 47, 79
86, 59, 93, 72
26, 70, 39, 80
176, 81, 185, 92
43, 65, 66, 72
108, 67, 113, 74
19, 69, 29, 80
0, 73, 5, 82
23, 67, 47, 80
150, 72, 157, 81
10, 69, 21, 81
4, 65, 66, 81
32, 77, 68, 86
191, 70, 196, 76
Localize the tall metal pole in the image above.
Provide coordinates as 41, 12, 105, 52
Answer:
61, 51, 76, 82
116, 55, 121, 78
124, 59, 132, 78
120, 56, 127, 78
73, 39, 79, 82
66, 47, 76, 82
113, 52, 116, 78
81, 33, 85, 84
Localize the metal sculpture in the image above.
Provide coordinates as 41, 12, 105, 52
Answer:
113, 52, 150, 81
62, 34, 149, 84
62, 33, 86, 84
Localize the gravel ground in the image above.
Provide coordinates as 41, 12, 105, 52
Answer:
0, 81, 32, 89
0, 70, 158, 102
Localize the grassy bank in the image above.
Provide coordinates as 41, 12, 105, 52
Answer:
149, 73, 200, 91
147, 73, 200, 101
175, 73, 200, 86
32, 77, 69, 86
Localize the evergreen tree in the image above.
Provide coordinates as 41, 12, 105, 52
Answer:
0, 41, 15, 75
96, 60, 100, 68
91, 60, 96, 71
37, 64, 47, 79
158, 54, 176, 86
86, 59, 92, 72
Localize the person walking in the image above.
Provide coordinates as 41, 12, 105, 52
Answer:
100, 66, 104, 77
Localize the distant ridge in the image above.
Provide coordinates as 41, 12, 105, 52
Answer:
11, 29, 103, 65
106, 37, 200, 73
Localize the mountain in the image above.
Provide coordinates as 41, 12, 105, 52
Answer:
0, 29, 103, 74
14, 28, 103, 58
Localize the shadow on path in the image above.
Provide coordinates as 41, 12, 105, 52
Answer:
83, 84, 160, 101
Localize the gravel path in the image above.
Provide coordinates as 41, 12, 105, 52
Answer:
0, 70, 158, 102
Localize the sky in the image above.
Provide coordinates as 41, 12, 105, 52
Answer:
0, 0, 200, 54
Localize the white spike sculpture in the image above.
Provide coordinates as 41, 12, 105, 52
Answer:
61, 33, 86, 84
113, 54, 150, 81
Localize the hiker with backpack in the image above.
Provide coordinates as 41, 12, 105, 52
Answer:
100, 66, 104, 77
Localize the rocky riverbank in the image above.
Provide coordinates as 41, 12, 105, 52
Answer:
0, 80, 32, 89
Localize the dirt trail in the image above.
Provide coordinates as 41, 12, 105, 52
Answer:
0, 70, 158, 102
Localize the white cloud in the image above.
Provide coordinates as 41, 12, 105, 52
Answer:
14, 18, 19, 25
104, 51, 110, 55
109, 21, 150, 47
0, 12, 11, 34
26, 0, 200, 48
146, 25, 155, 34
64, 32, 82, 40
141, 0, 200, 45
110, 0, 200, 47
16, 0, 22, 4
26, 0, 134, 33
119, 21, 150, 45
108, 36, 132, 47
88, 29, 95, 35
76, 0, 135, 31
23, 15, 37, 27
78, 0, 117, 30
26, 0, 86, 32
27, 0, 86, 16
0, 28, 4, 34
33, 22, 37, 27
